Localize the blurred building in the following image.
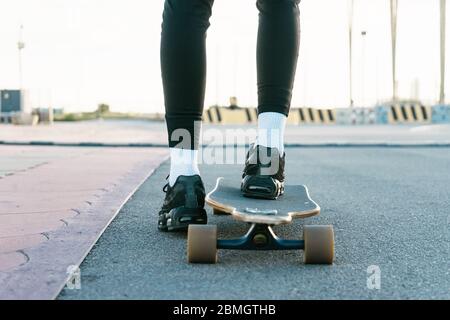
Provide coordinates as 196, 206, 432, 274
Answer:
0, 89, 22, 123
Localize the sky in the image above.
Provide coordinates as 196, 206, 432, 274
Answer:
0, 0, 448, 113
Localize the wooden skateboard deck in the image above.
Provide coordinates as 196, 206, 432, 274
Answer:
205, 177, 320, 225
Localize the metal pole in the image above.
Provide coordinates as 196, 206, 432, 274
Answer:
440, 0, 446, 104
18, 25, 25, 91
215, 44, 220, 107
17, 25, 25, 113
361, 31, 367, 107
348, 0, 354, 108
232, 42, 238, 100
49, 89, 54, 124
390, 0, 398, 102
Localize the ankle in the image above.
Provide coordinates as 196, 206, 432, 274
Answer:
257, 112, 286, 155
169, 148, 200, 186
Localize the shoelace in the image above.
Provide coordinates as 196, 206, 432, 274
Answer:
162, 174, 170, 193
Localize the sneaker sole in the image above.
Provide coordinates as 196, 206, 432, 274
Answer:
158, 207, 207, 232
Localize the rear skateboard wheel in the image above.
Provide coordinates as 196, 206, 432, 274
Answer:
303, 225, 334, 264
213, 208, 229, 215
187, 225, 218, 264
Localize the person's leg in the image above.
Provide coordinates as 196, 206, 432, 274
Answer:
256, 0, 300, 155
242, 0, 300, 199
161, 0, 214, 186
159, 0, 214, 231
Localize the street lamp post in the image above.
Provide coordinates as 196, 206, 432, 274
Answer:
17, 25, 25, 114
361, 30, 367, 107
215, 44, 220, 107
348, 0, 354, 108
390, 0, 398, 102
440, 0, 446, 105
17, 25, 25, 92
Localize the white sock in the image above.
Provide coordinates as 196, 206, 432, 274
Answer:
169, 148, 200, 186
256, 112, 287, 155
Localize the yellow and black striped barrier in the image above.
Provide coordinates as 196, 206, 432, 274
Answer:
203, 106, 252, 124
203, 106, 336, 125
387, 103, 431, 124
204, 104, 446, 125
294, 108, 336, 125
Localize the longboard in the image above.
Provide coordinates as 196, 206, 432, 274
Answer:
187, 177, 334, 265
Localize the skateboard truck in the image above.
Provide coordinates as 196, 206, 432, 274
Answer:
187, 223, 334, 264
217, 223, 303, 250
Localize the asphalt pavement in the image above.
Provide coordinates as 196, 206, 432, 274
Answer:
59, 146, 450, 299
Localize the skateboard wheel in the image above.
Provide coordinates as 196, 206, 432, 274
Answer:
187, 225, 218, 264
303, 225, 334, 265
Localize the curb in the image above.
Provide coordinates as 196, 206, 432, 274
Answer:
0, 141, 168, 148
1, 140, 450, 148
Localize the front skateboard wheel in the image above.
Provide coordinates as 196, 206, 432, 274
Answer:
187, 225, 218, 264
303, 225, 334, 264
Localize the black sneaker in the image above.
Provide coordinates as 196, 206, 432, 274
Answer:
241, 144, 285, 200
158, 175, 207, 232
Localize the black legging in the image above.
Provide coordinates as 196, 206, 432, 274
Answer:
161, 0, 300, 149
